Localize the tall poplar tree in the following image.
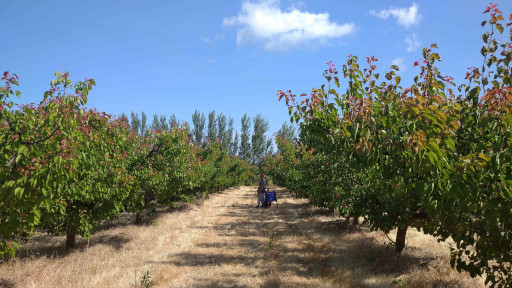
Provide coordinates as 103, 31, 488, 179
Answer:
231, 131, 239, 156
251, 114, 270, 164
191, 110, 206, 145
276, 122, 297, 153
225, 117, 234, 154
276, 122, 296, 140
159, 115, 169, 130
169, 114, 178, 128
207, 111, 217, 142
150, 113, 161, 131
120, 112, 128, 123
140, 111, 148, 136
217, 113, 227, 148
130, 111, 140, 135
240, 113, 252, 161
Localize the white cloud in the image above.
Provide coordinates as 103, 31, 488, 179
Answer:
289, 1, 306, 10
207, 59, 216, 63
369, 3, 421, 29
391, 57, 406, 72
201, 33, 225, 46
223, 0, 356, 51
405, 33, 420, 52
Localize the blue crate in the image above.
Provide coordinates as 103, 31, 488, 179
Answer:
264, 190, 278, 206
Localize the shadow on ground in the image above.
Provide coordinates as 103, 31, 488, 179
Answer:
4, 189, 242, 263
6, 232, 132, 262
160, 188, 447, 287
0, 278, 15, 288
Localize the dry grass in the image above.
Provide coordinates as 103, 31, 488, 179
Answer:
0, 186, 485, 288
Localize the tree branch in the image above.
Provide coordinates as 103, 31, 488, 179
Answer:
135, 143, 162, 171
19, 126, 60, 145
349, 177, 364, 187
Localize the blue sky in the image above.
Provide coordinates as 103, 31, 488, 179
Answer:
2, 0, 512, 138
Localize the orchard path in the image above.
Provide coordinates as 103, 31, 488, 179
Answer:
0, 186, 484, 288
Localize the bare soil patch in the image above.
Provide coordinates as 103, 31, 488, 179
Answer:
0, 186, 484, 287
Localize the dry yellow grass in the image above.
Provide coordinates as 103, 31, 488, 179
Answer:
0, 186, 485, 288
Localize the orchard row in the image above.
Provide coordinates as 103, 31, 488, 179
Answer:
263, 5, 512, 287
0, 72, 254, 256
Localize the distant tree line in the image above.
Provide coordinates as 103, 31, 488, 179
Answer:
123, 110, 296, 166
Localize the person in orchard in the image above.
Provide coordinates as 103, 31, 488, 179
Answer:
256, 174, 266, 208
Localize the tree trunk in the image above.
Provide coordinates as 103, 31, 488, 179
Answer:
395, 226, 408, 254
353, 216, 359, 225
66, 231, 76, 250
135, 212, 142, 224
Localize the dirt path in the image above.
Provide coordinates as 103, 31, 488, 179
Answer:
0, 186, 484, 288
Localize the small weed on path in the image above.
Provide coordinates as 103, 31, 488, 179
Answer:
139, 269, 154, 288
266, 222, 277, 250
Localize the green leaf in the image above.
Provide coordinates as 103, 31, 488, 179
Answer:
426, 151, 438, 164
496, 23, 504, 34
482, 77, 488, 87
502, 184, 512, 199
491, 80, 501, 89
334, 76, 340, 88
17, 145, 27, 155
443, 138, 455, 151
468, 87, 480, 101
421, 111, 440, 124
14, 187, 24, 197
478, 153, 490, 162
427, 141, 441, 154
431, 53, 441, 61
486, 58, 493, 68
482, 32, 490, 43
481, 46, 488, 56
32, 209, 41, 224
437, 80, 445, 91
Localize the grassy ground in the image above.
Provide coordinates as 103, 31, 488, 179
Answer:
0, 186, 484, 287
